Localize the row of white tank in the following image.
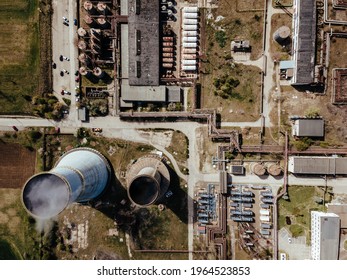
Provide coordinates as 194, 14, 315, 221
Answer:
181, 7, 199, 72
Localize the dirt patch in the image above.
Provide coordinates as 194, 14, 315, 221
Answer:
0, 142, 36, 189
0, 213, 9, 224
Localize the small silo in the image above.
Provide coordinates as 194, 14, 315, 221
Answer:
79, 66, 94, 78
93, 67, 106, 79
22, 148, 111, 219
83, 1, 98, 15
84, 15, 97, 28
273, 26, 291, 45
78, 40, 88, 51
97, 16, 111, 29
265, 162, 282, 176
126, 156, 170, 207
78, 53, 92, 67
77, 27, 87, 37
97, 2, 111, 15
250, 162, 266, 176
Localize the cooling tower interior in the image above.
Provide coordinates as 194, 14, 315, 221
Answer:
22, 148, 111, 219
126, 156, 170, 207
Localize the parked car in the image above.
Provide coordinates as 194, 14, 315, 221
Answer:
74, 18, 78, 26
12, 126, 18, 132
62, 69, 69, 74
165, 191, 173, 198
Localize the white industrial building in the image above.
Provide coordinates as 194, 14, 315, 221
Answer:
311, 211, 340, 260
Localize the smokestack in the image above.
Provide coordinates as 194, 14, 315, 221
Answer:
22, 148, 111, 219
126, 156, 170, 207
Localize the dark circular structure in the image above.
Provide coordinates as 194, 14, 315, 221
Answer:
126, 156, 170, 207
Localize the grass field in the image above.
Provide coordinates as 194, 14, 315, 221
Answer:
278, 186, 329, 242
0, 0, 40, 114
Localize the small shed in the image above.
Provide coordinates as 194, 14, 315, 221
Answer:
292, 118, 324, 137
78, 107, 88, 122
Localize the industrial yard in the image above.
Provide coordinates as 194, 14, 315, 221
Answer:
2, 0, 347, 262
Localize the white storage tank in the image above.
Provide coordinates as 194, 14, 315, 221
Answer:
183, 42, 197, 48
182, 59, 196, 65
182, 65, 196, 71
183, 54, 197, 59
183, 19, 198, 25
183, 48, 197, 54
183, 31, 198, 37
183, 36, 198, 42
183, 24, 198, 31
183, 7, 199, 13
183, 12, 198, 19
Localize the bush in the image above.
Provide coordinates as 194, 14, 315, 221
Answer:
289, 224, 304, 238
215, 30, 227, 48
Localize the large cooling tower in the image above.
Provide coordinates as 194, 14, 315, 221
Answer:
126, 156, 170, 207
22, 148, 111, 219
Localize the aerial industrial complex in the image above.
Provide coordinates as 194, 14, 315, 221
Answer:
2, 0, 347, 261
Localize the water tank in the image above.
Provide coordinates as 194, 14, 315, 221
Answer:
83, 1, 97, 14
183, 7, 199, 13
250, 162, 266, 176
78, 40, 88, 50
84, 15, 97, 27
183, 19, 198, 25
97, 17, 111, 29
77, 27, 87, 37
183, 24, 198, 31
183, 31, 198, 37
183, 54, 197, 59
265, 162, 282, 176
182, 59, 196, 65
183, 36, 198, 42
183, 12, 198, 19
97, 2, 111, 15
126, 156, 170, 207
273, 26, 291, 44
183, 42, 197, 48
182, 65, 196, 71
93, 67, 106, 78
79, 66, 93, 78
22, 148, 111, 219
78, 53, 91, 66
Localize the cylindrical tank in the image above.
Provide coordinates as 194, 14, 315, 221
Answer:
183, 7, 199, 13
273, 26, 291, 44
182, 65, 196, 71
163, 36, 174, 42
84, 15, 97, 27
77, 27, 87, 37
182, 31, 198, 37
183, 54, 197, 59
126, 156, 170, 207
183, 48, 197, 54
183, 42, 197, 48
22, 148, 111, 219
93, 67, 106, 78
163, 52, 174, 57
163, 42, 174, 47
182, 59, 196, 65
183, 12, 199, 19
183, 24, 198, 31
183, 19, 198, 25
162, 63, 173, 68
79, 66, 93, 78
78, 53, 92, 67
97, 2, 111, 15
97, 17, 111, 29
78, 40, 88, 50
83, 1, 98, 14
161, 5, 167, 11
162, 47, 174, 52
183, 36, 198, 42
167, 1, 173, 7
265, 162, 282, 176
162, 57, 174, 63
250, 162, 266, 176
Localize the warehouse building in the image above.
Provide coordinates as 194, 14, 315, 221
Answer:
311, 211, 340, 260
292, 119, 324, 137
288, 156, 347, 175
291, 0, 317, 85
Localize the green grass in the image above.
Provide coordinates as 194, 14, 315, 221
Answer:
0, 0, 40, 114
278, 186, 326, 241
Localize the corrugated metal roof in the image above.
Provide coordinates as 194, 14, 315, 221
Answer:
288, 156, 347, 175
294, 119, 324, 137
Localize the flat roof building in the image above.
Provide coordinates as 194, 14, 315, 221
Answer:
292, 119, 324, 137
288, 156, 347, 175
311, 211, 340, 260
128, 0, 160, 86
292, 0, 316, 85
